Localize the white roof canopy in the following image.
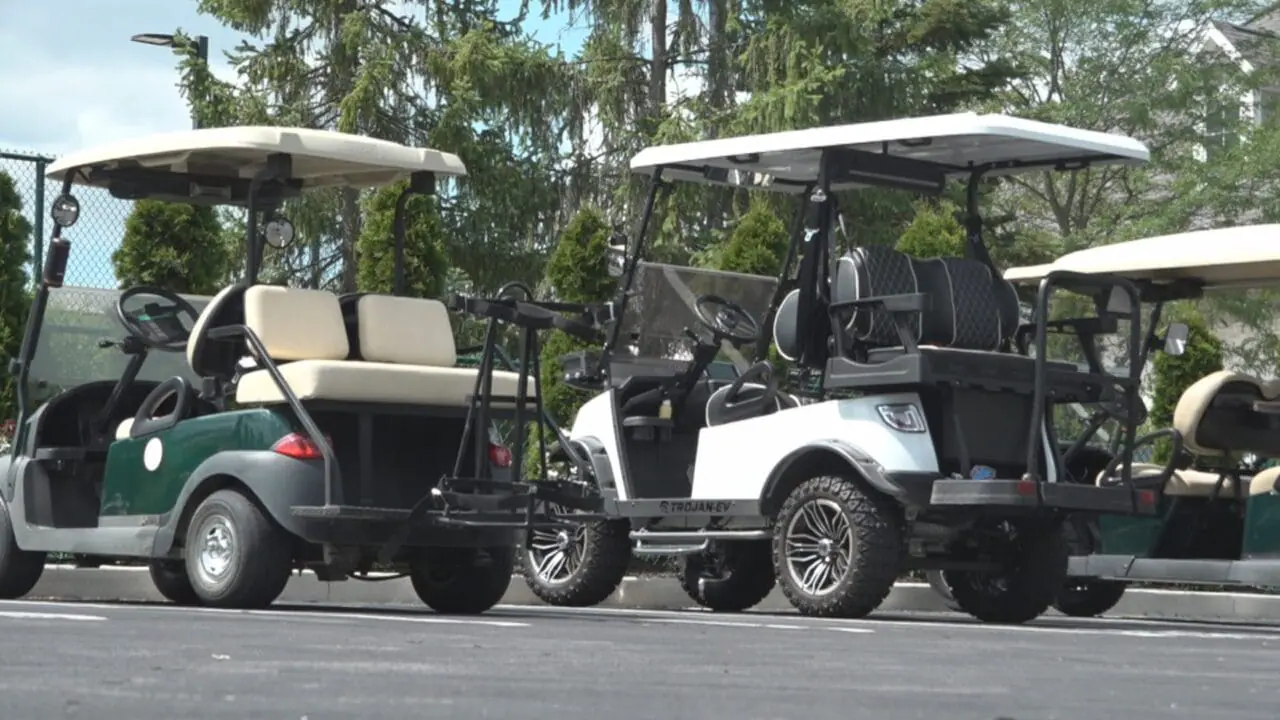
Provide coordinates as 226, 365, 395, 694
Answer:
1003, 225, 1280, 290
629, 113, 1149, 193
46, 126, 467, 198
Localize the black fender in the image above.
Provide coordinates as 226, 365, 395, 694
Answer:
152, 450, 324, 555
571, 436, 616, 492
759, 439, 908, 514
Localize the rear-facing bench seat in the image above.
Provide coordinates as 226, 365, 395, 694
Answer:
1097, 370, 1280, 499
232, 287, 532, 408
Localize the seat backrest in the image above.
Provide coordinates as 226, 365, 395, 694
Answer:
355, 294, 456, 367
771, 246, 1019, 361
832, 245, 1019, 352
244, 285, 349, 361
1173, 370, 1280, 457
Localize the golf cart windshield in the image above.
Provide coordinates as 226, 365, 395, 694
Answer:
619, 262, 778, 361
27, 287, 208, 406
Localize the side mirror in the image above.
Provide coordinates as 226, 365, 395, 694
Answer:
1163, 322, 1189, 356
263, 217, 295, 249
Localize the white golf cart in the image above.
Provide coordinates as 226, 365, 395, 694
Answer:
995, 224, 1280, 616
518, 112, 1165, 623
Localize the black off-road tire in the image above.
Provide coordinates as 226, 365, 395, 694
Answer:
183, 489, 293, 609
0, 498, 44, 599
149, 560, 201, 606
772, 475, 904, 618
943, 521, 1070, 624
1054, 579, 1127, 617
679, 539, 776, 612
411, 545, 515, 615
517, 518, 631, 607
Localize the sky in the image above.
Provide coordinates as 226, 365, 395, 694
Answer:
0, 0, 589, 288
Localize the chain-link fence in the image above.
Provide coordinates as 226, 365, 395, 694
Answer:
0, 150, 135, 289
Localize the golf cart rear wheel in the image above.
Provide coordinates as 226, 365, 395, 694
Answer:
1054, 579, 1126, 617
772, 475, 904, 618
183, 489, 293, 609
0, 498, 44, 599
679, 539, 775, 612
943, 521, 1069, 624
518, 518, 631, 607
149, 559, 200, 605
410, 545, 515, 615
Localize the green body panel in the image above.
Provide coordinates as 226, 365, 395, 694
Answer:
1098, 512, 1165, 557
100, 409, 293, 517
1243, 493, 1280, 556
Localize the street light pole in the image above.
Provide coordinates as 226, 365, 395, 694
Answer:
131, 32, 210, 129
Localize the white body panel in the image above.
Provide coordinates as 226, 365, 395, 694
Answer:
568, 390, 631, 501
569, 388, 1060, 507
688, 394, 936, 500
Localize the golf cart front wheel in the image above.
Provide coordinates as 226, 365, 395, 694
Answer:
149, 559, 200, 605
183, 489, 293, 609
679, 539, 775, 612
518, 518, 631, 607
772, 475, 904, 618
943, 521, 1069, 624
411, 545, 515, 615
0, 498, 44, 599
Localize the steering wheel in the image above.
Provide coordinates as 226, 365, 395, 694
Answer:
115, 286, 201, 352
694, 294, 760, 346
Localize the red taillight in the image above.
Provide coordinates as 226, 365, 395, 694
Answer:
1015, 479, 1038, 496
488, 443, 512, 468
271, 433, 323, 460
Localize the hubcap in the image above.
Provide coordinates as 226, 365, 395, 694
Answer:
528, 525, 587, 586
785, 498, 854, 596
196, 517, 236, 586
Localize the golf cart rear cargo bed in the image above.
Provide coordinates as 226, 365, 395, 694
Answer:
930, 479, 1157, 514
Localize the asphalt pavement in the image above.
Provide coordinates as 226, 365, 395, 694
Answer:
0, 599, 1276, 720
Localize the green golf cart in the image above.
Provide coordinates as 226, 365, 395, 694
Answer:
1002, 224, 1280, 616
0, 126, 590, 613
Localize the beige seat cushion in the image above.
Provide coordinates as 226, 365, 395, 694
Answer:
235, 359, 533, 407
115, 418, 134, 441
1251, 467, 1280, 496
356, 294, 456, 366
1097, 462, 1251, 498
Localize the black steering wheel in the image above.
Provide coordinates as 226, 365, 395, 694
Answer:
694, 294, 760, 346
115, 286, 201, 353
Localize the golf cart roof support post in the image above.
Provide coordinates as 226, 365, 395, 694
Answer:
244, 153, 293, 285
392, 171, 437, 296
600, 168, 668, 373
963, 169, 996, 270
12, 173, 76, 444
793, 151, 835, 368
753, 188, 812, 364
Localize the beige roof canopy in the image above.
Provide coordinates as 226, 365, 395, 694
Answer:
45, 126, 467, 191
629, 112, 1150, 193
1003, 225, 1280, 290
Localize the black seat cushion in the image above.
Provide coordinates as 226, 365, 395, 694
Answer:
832, 245, 1019, 352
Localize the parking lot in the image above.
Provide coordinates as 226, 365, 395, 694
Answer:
2, 599, 1276, 720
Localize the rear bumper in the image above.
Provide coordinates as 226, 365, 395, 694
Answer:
928, 478, 1158, 515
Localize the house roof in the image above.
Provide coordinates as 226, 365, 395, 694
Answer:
1211, 19, 1280, 67
1248, 4, 1280, 34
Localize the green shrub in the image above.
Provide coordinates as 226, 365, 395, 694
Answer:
1150, 311, 1223, 464
112, 200, 227, 294
895, 199, 966, 259
0, 172, 32, 421
357, 181, 448, 298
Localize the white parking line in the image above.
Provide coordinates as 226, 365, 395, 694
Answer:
0, 600, 528, 628
0, 610, 106, 621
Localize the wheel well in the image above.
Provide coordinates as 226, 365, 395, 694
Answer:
171, 474, 254, 550
760, 448, 877, 518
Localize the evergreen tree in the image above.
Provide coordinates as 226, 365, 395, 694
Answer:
0, 171, 31, 423
896, 200, 966, 259
1150, 312, 1224, 464
112, 200, 227, 294
356, 182, 448, 298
